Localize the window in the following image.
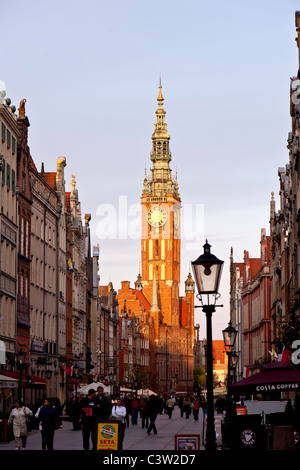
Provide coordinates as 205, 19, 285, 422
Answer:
6, 163, 10, 189
12, 170, 15, 193
6, 130, 10, 148
1, 159, 5, 185
20, 217, 24, 255
1, 123, 5, 142
25, 220, 29, 258
12, 136, 16, 154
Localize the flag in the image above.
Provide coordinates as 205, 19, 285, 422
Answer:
60, 364, 72, 375
68, 257, 74, 271
268, 349, 278, 359
243, 367, 250, 378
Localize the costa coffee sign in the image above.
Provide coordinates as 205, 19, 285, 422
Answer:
256, 383, 299, 392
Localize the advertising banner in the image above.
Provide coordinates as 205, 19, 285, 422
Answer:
95, 420, 122, 450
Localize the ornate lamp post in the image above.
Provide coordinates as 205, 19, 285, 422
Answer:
192, 240, 224, 451
222, 321, 238, 428
222, 321, 237, 390
73, 363, 79, 398
16, 350, 29, 402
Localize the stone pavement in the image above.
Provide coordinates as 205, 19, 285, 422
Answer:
0, 406, 223, 451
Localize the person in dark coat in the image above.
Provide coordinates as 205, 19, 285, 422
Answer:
70, 396, 82, 430
94, 386, 111, 420
139, 397, 149, 429
131, 393, 140, 425
37, 398, 62, 450
123, 395, 131, 427
79, 389, 97, 450
178, 395, 184, 417
146, 395, 159, 435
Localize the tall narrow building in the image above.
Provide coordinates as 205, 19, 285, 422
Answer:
117, 82, 195, 393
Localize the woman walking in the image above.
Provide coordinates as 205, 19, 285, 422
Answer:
8, 400, 33, 450
166, 396, 174, 419
111, 398, 127, 449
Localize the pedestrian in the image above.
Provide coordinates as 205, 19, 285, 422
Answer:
70, 395, 82, 430
146, 395, 159, 435
79, 388, 97, 450
166, 396, 174, 419
111, 398, 127, 449
94, 385, 111, 420
36, 398, 62, 450
215, 395, 226, 414
178, 395, 184, 417
8, 400, 33, 450
139, 397, 149, 428
158, 396, 164, 414
183, 394, 191, 419
130, 393, 139, 425
123, 395, 131, 427
191, 396, 200, 421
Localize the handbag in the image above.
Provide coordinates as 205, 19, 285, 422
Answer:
109, 406, 117, 420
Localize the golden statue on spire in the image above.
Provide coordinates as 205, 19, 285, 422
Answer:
18, 99, 27, 118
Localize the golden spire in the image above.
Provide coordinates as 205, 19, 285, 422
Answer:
157, 76, 164, 108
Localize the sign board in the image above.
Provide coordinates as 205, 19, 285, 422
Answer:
95, 420, 122, 450
236, 406, 247, 415
174, 434, 200, 450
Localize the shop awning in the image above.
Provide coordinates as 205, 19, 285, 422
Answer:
0, 373, 18, 389
229, 362, 300, 395
0, 369, 46, 389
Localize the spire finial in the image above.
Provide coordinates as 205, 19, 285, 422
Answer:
157, 76, 164, 107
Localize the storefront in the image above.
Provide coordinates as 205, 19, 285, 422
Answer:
223, 362, 300, 450
0, 369, 46, 407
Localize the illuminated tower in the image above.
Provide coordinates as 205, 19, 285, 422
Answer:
141, 80, 181, 327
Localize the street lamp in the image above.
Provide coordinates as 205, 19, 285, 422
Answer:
73, 363, 79, 398
222, 321, 237, 350
222, 321, 238, 427
192, 240, 224, 451
16, 350, 26, 402
222, 322, 237, 390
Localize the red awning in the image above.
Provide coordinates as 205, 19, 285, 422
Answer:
0, 369, 27, 386
28, 374, 46, 388
229, 362, 300, 395
0, 369, 46, 388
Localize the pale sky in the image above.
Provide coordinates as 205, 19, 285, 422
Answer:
1, 0, 299, 339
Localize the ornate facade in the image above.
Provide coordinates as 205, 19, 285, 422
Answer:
230, 229, 271, 376
269, 12, 300, 357
0, 96, 20, 368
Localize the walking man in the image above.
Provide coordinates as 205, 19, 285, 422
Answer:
146, 395, 159, 435
79, 389, 97, 450
94, 385, 111, 420
37, 398, 62, 450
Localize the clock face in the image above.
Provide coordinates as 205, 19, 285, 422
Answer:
148, 206, 167, 227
